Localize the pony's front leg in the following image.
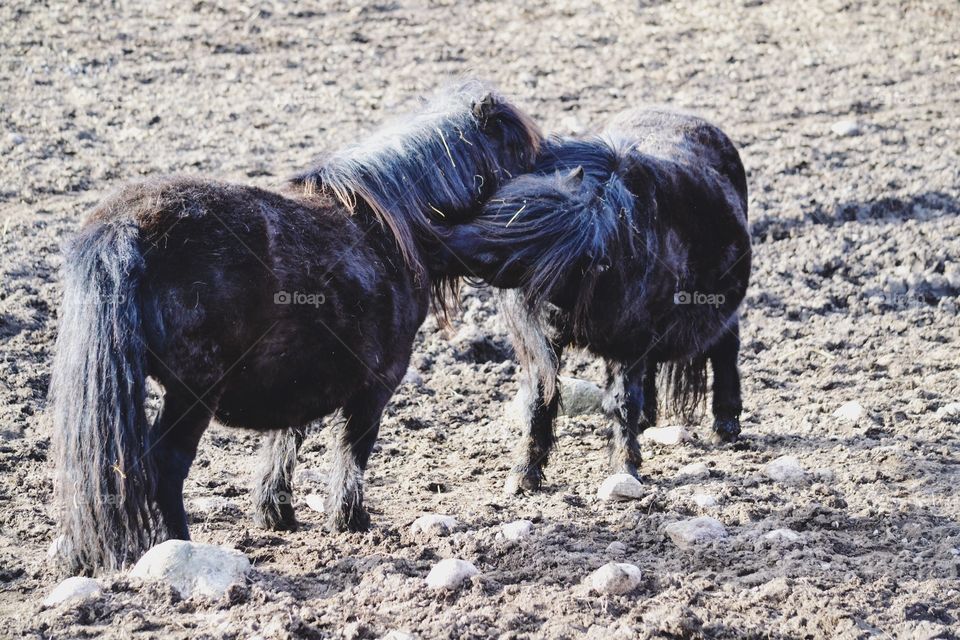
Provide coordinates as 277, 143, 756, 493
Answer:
504, 373, 561, 494
325, 384, 394, 532
708, 320, 743, 443
251, 426, 307, 531
603, 360, 647, 479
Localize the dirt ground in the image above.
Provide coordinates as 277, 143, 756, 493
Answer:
1, 0, 959, 638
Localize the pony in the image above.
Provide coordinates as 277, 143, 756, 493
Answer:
436, 108, 751, 492
49, 79, 542, 574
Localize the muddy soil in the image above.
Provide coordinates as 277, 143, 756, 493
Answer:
1, 1, 958, 638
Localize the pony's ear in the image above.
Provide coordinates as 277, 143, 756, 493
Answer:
563, 166, 585, 189
472, 93, 497, 119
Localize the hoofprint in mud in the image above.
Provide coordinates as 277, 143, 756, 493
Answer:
1, 1, 958, 638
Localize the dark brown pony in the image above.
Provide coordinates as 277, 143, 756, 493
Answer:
49, 80, 541, 574
437, 109, 751, 491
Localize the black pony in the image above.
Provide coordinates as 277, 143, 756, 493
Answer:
49, 80, 541, 573
438, 109, 751, 492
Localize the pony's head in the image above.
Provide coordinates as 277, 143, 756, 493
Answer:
292, 80, 542, 277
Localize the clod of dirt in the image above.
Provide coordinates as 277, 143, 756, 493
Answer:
589, 562, 642, 595
424, 558, 477, 590
677, 462, 711, 479
763, 528, 803, 544
129, 540, 250, 599
665, 516, 728, 549
43, 576, 101, 607
597, 473, 645, 501
764, 455, 807, 483
936, 402, 960, 420
830, 119, 863, 137
606, 541, 628, 556
643, 425, 692, 446
499, 520, 533, 541
691, 493, 718, 508
411, 514, 458, 536
833, 400, 866, 422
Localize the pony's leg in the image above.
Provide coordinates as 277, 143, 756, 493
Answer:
642, 359, 659, 428
603, 360, 647, 478
325, 385, 394, 532
151, 390, 214, 540
709, 320, 743, 443
251, 426, 307, 531
505, 372, 562, 494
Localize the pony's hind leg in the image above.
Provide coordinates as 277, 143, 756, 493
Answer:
603, 360, 648, 478
642, 359, 659, 428
251, 426, 307, 531
504, 373, 561, 494
151, 387, 215, 540
708, 320, 743, 443
325, 384, 395, 532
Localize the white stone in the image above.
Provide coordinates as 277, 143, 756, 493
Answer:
500, 520, 533, 541
692, 493, 718, 508
833, 400, 865, 422
764, 455, 807, 483
665, 516, 728, 549
424, 558, 478, 589
764, 528, 803, 544
382, 632, 416, 640
597, 473, 644, 501
43, 576, 101, 607
936, 402, 960, 419
304, 493, 325, 513
129, 540, 250, 599
558, 376, 604, 416
677, 462, 710, 479
642, 425, 691, 446
589, 562, 642, 595
830, 119, 862, 137
606, 541, 627, 555
411, 514, 458, 536
7, 133, 26, 146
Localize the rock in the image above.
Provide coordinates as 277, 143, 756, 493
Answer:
642, 425, 691, 446
665, 516, 728, 549
382, 632, 416, 640
424, 558, 477, 589
691, 493, 718, 508
936, 402, 960, 420
129, 540, 251, 599
606, 541, 628, 555
764, 528, 803, 544
833, 400, 864, 422
411, 514, 457, 536
597, 473, 644, 501
589, 562, 642, 595
764, 455, 807, 483
677, 462, 710, 479
830, 119, 861, 137
7, 133, 26, 146
558, 376, 604, 416
43, 576, 101, 607
304, 493, 325, 513
500, 520, 533, 541
813, 467, 835, 482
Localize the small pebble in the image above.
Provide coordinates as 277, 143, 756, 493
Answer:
411, 514, 458, 535
382, 632, 416, 640
764, 528, 803, 544
665, 516, 728, 549
677, 462, 710, 479
643, 425, 691, 446
500, 520, 533, 541
589, 562, 642, 595
764, 455, 807, 483
425, 558, 477, 589
830, 119, 862, 137
691, 493, 718, 508
597, 473, 644, 501
833, 400, 865, 422
43, 576, 101, 607
304, 494, 325, 513
606, 541, 628, 555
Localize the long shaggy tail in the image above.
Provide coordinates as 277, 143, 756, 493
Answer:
661, 357, 709, 424
49, 220, 160, 574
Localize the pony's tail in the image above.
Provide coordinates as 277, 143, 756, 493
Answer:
661, 356, 709, 424
49, 220, 159, 574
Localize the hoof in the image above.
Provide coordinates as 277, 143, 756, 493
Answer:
252, 499, 298, 531
711, 417, 741, 444
326, 506, 371, 533
504, 467, 544, 495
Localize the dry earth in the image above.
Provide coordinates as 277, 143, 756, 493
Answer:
1, 0, 959, 638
